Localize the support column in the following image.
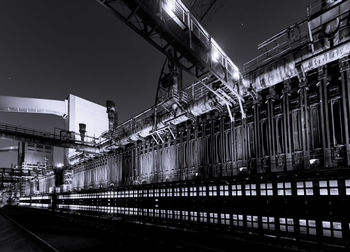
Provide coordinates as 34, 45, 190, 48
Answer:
340, 57, 350, 166
267, 88, 276, 172
254, 95, 262, 173
298, 75, 311, 169
318, 66, 332, 168
282, 81, 293, 171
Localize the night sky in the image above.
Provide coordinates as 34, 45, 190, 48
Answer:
0, 0, 312, 167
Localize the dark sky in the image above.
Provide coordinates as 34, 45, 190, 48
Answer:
0, 0, 312, 167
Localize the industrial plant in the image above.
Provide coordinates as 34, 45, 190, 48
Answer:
1, 0, 349, 251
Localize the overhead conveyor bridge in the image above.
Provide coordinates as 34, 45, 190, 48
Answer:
97, 0, 247, 120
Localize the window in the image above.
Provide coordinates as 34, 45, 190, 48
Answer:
299, 219, 316, 235
209, 213, 218, 224
148, 189, 154, 198
279, 218, 294, 232
319, 180, 339, 196
232, 184, 242, 196
189, 187, 197, 196
346, 179, 350, 195
160, 188, 166, 197
161, 209, 166, 218
208, 186, 217, 196
148, 209, 154, 217
246, 215, 259, 229
167, 210, 173, 219
260, 183, 273, 196
262, 216, 275, 230
174, 210, 181, 220
174, 188, 180, 197
154, 189, 159, 197
190, 211, 198, 222
181, 187, 188, 197
182, 211, 189, 221
220, 213, 230, 225
199, 186, 207, 196
245, 184, 257, 196
297, 181, 314, 196
277, 182, 292, 196
143, 190, 148, 197
219, 185, 229, 196
154, 209, 160, 218
322, 221, 342, 238
233, 214, 244, 227
167, 188, 173, 197
199, 212, 207, 223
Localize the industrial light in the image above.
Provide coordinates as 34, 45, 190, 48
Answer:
163, 0, 176, 18
309, 159, 319, 165
211, 47, 220, 63
56, 163, 64, 168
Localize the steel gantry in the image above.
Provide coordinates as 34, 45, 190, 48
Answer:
97, 0, 247, 121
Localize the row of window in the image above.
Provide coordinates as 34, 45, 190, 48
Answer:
19, 202, 49, 209
57, 179, 350, 199
56, 204, 345, 239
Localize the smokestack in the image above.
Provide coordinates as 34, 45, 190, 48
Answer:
106, 100, 118, 131
79, 123, 86, 143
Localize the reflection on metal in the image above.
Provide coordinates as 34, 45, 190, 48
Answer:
0, 146, 18, 152
0, 123, 101, 153
0, 95, 67, 118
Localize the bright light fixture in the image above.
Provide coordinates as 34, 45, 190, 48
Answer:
163, 0, 176, 18
211, 47, 220, 63
56, 163, 64, 168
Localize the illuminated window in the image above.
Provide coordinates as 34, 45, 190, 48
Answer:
319, 180, 339, 196
190, 211, 198, 222
345, 179, 350, 195
233, 214, 244, 227
199, 212, 207, 223
167, 188, 173, 197
182, 211, 189, 221
199, 186, 207, 196
148, 189, 154, 197
161, 209, 166, 218
208, 186, 217, 196
209, 212, 218, 224
181, 187, 188, 197
174, 210, 181, 220
231, 184, 242, 196
279, 218, 294, 232
148, 209, 154, 217
277, 182, 292, 196
189, 187, 197, 196
245, 184, 257, 196
246, 215, 259, 229
219, 185, 229, 196
322, 221, 342, 238
154, 189, 160, 197
143, 190, 148, 197
260, 183, 273, 196
220, 213, 230, 225
262, 216, 275, 230
174, 188, 180, 197
299, 219, 316, 235
167, 210, 173, 219
296, 181, 313, 196
154, 209, 160, 218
